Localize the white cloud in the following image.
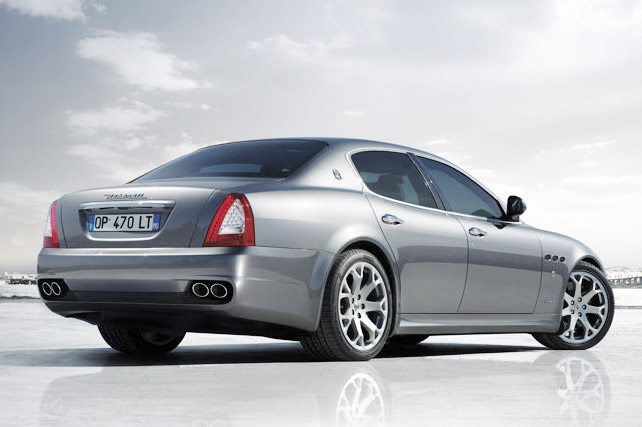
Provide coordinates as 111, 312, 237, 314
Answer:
559, 174, 642, 193
0, 0, 105, 21
66, 131, 217, 183
425, 139, 451, 147
536, 140, 617, 160
343, 110, 365, 118
0, 0, 86, 21
160, 132, 213, 161
163, 101, 212, 111
579, 160, 600, 168
67, 134, 161, 182
0, 183, 60, 225
566, 140, 617, 153
247, 34, 319, 62
66, 100, 165, 136
68, 143, 124, 161
89, 0, 105, 14
0, 183, 65, 272
247, 33, 354, 63
77, 31, 210, 91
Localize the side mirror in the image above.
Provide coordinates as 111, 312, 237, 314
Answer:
505, 195, 526, 222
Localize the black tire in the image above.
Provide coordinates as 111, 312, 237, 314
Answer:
98, 324, 185, 355
300, 249, 394, 361
387, 334, 430, 346
533, 261, 614, 350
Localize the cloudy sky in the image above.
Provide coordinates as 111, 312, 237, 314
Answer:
1, 0, 641, 272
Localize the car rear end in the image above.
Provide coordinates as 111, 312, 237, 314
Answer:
37, 139, 334, 339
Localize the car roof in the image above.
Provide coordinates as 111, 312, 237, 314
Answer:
207, 137, 447, 162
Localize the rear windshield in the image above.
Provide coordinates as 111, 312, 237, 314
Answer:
134, 140, 327, 181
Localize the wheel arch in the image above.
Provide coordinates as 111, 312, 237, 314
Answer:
578, 256, 604, 272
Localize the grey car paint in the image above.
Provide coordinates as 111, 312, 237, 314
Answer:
365, 193, 468, 314
38, 137, 604, 339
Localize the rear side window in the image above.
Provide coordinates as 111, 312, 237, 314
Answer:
416, 157, 503, 219
352, 151, 437, 208
135, 140, 327, 181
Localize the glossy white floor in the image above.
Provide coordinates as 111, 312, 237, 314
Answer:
0, 301, 639, 427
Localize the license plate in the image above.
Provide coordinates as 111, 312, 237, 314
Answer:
88, 213, 160, 232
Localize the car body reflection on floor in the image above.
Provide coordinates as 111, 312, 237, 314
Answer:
37, 347, 609, 427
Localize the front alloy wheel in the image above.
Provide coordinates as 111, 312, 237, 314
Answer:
301, 249, 393, 361
533, 261, 614, 350
559, 271, 610, 344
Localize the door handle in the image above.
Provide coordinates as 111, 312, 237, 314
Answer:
381, 214, 404, 225
468, 227, 487, 237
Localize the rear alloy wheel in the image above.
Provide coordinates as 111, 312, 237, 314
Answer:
301, 249, 393, 361
533, 262, 614, 350
98, 324, 185, 355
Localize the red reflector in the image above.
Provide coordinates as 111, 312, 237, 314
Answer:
204, 194, 255, 247
43, 200, 60, 248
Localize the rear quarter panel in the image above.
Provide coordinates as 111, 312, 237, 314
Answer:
249, 188, 384, 254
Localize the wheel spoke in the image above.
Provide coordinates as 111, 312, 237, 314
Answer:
582, 286, 601, 302
559, 270, 610, 344
571, 274, 584, 299
353, 317, 365, 347
359, 280, 378, 300
340, 280, 353, 300
567, 316, 579, 337
577, 316, 595, 337
360, 315, 381, 337
584, 304, 604, 317
351, 267, 364, 295
336, 261, 389, 351
363, 300, 384, 313
339, 311, 352, 325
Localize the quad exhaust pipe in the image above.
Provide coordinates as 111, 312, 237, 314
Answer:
190, 281, 231, 301
191, 282, 210, 298
39, 279, 66, 298
51, 282, 62, 296
209, 283, 229, 299
41, 282, 53, 296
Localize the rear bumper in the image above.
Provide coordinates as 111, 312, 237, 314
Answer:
37, 246, 334, 335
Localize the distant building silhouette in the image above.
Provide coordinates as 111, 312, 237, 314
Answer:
610, 276, 642, 288
1, 272, 37, 285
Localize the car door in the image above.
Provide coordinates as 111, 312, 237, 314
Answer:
351, 150, 468, 313
415, 156, 543, 314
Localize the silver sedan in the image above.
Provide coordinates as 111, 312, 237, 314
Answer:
37, 138, 614, 361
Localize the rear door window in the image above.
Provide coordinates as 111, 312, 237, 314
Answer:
351, 151, 438, 208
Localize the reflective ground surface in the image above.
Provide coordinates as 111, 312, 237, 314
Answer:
1, 301, 640, 427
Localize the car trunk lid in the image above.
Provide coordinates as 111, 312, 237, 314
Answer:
59, 178, 273, 248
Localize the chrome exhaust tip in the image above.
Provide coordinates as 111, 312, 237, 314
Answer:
191, 282, 210, 298
41, 282, 52, 296
210, 283, 229, 299
51, 282, 62, 296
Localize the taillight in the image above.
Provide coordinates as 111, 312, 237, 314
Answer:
204, 194, 255, 247
43, 200, 60, 248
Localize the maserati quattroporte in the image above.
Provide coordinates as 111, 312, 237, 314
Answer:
38, 138, 614, 360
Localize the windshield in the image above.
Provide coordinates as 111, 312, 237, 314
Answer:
134, 140, 327, 181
